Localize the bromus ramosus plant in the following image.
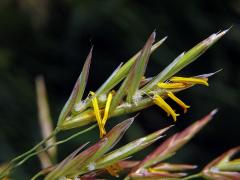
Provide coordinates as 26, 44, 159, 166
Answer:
1, 29, 240, 180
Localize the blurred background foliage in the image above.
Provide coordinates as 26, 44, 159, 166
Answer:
0, 0, 239, 178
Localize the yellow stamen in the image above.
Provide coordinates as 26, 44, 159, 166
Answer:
148, 168, 168, 174
90, 91, 105, 137
167, 92, 190, 113
102, 93, 113, 126
153, 95, 170, 117
157, 82, 186, 89
91, 91, 113, 138
170, 77, 209, 86
105, 163, 122, 177
111, 89, 116, 95
153, 94, 179, 122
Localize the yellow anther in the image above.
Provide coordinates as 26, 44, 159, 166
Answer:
111, 89, 116, 95
102, 93, 113, 126
148, 168, 167, 174
90, 91, 105, 137
153, 94, 179, 122
167, 92, 190, 113
106, 164, 122, 177
157, 82, 186, 89
91, 91, 113, 138
170, 76, 209, 86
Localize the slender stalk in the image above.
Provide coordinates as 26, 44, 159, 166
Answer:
50, 124, 96, 147
32, 124, 97, 165
0, 125, 96, 178
0, 128, 59, 178
14, 129, 59, 162
15, 125, 96, 168
31, 171, 44, 180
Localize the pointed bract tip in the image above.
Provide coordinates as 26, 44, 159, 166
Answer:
154, 125, 174, 137
192, 165, 198, 168
129, 116, 135, 124
152, 36, 168, 51
211, 69, 223, 76
214, 28, 231, 39
178, 52, 185, 58
164, 124, 175, 131
90, 45, 94, 51
156, 135, 165, 140
121, 117, 135, 129
114, 62, 123, 72
219, 26, 232, 35
149, 31, 156, 43
75, 142, 90, 154
173, 51, 185, 62
210, 109, 218, 116
161, 36, 168, 42
195, 69, 223, 78
216, 68, 223, 73
152, 31, 156, 38
86, 46, 93, 61
87, 46, 94, 58
169, 124, 175, 128
134, 113, 140, 119
36, 75, 44, 82
204, 29, 228, 46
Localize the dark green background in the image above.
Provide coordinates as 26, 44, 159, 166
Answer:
0, 0, 239, 179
